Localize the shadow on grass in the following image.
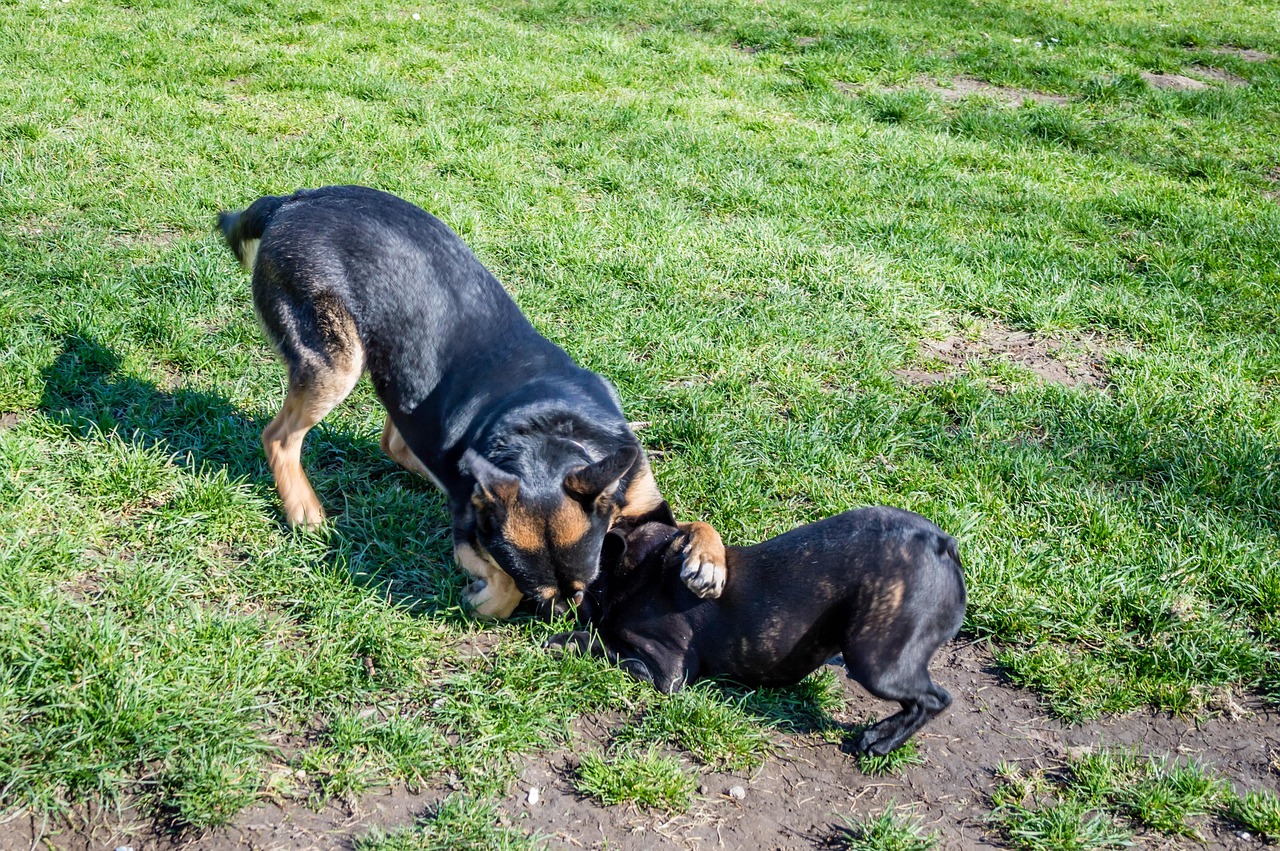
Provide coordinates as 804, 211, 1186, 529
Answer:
37, 333, 461, 616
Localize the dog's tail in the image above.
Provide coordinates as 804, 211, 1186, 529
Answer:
216, 193, 288, 271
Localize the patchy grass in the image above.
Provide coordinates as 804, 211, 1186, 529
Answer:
835, 802, 939, 851
992, 748, 1272, 848
355, 795, 545, 851
2, 0, 1280, 841
574, 746, 697, 812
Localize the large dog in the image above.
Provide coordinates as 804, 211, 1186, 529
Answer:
217, 185, 725, 618
548, 503, 965, 756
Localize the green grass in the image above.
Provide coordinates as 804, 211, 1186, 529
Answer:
575, 746, 697, 812
1225, 789, 1280, 842
355, 795, 544, 851
835, 803, 938, 851
3, 0, 1280, 841
992, 748, 1273, 848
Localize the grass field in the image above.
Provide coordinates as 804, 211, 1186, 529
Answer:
2, 0, 1279, 843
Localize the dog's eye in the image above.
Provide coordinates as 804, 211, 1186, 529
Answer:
475, 509, 496, 538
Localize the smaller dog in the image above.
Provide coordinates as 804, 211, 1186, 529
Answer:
548, 504, 965, 756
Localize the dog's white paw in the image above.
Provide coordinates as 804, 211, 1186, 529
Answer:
679, 547, 726, 599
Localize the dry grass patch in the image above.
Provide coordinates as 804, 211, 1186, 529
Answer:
1207, 46, 1275, 63
919, 76, 1068, 107
895, 322, 1110, 390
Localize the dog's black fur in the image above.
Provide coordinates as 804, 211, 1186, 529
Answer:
549, 503, 966, 755
218, 186, 725, 619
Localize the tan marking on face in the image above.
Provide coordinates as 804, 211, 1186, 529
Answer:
502, 502, 545, 552
550, 497, 590, 549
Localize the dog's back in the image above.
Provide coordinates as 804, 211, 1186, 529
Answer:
223, 187, 591, 418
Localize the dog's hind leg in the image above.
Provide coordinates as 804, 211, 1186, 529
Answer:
844, 642, 952, 756
259, 295, 364, 530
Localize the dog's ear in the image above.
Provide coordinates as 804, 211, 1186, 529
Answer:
600, 529, 628, 572
564, 444, 638, 508
463, 449, 520, 505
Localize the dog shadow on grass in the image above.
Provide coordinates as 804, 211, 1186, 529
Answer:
37, 333, 464, 617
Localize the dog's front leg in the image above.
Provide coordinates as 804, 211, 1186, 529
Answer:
677, 521, 726, 599
619, 460, 727, 599
454, 540, 522, 620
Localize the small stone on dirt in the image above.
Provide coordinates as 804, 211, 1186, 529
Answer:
728, 785, 746, 800
525, 787, 540, 806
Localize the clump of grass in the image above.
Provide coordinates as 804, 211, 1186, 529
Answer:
856, 739, 926, 777
575, 746, 696, 812
1114, 757, 1226, 838
729, 667, 846, 734
356, 794, 543, 851
296, 712, 450, 803
990, 762, 1132, 851
616, 685, 774, 771
835, 802, 938, 851
1224, 789, 1280, 842
993, 749, 1265, 848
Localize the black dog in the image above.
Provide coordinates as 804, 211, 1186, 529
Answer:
217, 186, 725, 618
548, 503, 965, 755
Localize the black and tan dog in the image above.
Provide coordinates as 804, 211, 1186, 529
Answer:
549, 503, 965, 756
217, 185, 725, 619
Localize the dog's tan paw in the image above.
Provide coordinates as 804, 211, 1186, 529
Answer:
284, 499, 326, 531
679, 545, 726, 599
463, 576, 522, 620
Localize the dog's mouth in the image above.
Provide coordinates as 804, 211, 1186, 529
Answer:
534, 586, 588, 618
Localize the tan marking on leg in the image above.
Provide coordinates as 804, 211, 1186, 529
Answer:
380, 415, 444, 490
455, 541, 523, 620
860, 579, 906, 632
240, 238, 260, 271
262, 333, 363, 530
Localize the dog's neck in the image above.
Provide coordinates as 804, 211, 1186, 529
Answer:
624, 523, 685, 573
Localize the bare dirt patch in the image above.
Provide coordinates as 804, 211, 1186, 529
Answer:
0, 411, 25, 431
895, 323, 1110, 390
1, 785, 442, 851
7, 644, 1278, 850
1141, 71, 1209, 91
1208, 46, 1276, 63
919, 76, 1069, 107
506, 643, 1279, 850
1188, 65, 1249, 85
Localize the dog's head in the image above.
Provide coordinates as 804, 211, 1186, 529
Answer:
463, 445, 638, 616
588, 501, 682, 616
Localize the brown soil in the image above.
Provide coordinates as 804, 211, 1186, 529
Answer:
12, 644, 1277, 850
1141, 72, 1209, 91
834, 77, 1068, 107
1207, 46, 1276, 63
917, 76, 1069, 107
894, 323, 1110, 390
1187, 65, 1249, 85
